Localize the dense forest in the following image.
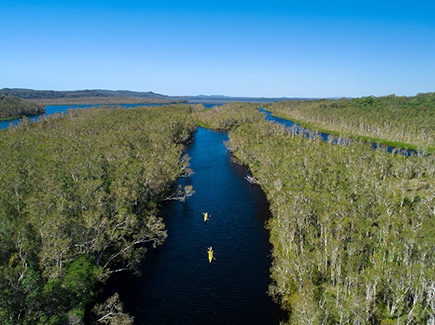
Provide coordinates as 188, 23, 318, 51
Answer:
0, 105, 199, 324
195, 100, 435, 324
1, 95, 434, 324
0, 94, 45, 120
229, 120, 434, 324
266, 93, 435, 152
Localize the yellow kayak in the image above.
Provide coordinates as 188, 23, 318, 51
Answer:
203, 212, 209, 223
207, 247, 214, 263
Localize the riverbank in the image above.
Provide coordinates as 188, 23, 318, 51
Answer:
265, 93, 435, 153
0, 105, 198, 324
267, 110, 433, 153
261, 109, 429, 156
228, 118, 435, 324
0, 94, 45, 120
0, 115, 24, 121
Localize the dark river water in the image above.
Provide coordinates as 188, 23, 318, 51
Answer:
103, 127, 286, 324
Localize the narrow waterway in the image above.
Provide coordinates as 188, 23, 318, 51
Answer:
260, 108, 420, 156
105, 127, 286, 324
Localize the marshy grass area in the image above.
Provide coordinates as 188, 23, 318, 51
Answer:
265, 93, 435, 152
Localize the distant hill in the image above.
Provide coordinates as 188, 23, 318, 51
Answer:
0, 94, 45, 120
0, 88, 184, 105
0, 88, 303, 105
0, 88, 170, 100
182, 95, 303, 104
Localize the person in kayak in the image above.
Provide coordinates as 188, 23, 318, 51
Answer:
207, 246, 214, 263
203, 212, 210, 223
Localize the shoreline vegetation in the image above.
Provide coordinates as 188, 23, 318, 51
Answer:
0, 94, 45, 121
229, 120, 434, 324
265, 93, 435, 153
0, 104, 199, 324
1, 92, 434, 324
195, 101, 434, 324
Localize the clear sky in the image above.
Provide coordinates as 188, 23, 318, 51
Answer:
1, 0, 434, 98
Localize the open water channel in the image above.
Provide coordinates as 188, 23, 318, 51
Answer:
104, 127, 286, 324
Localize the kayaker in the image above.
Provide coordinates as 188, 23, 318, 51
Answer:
207, 246, 214, 263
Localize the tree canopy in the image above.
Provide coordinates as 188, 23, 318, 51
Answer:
0, 94, 45, 120
266, 93, 435, 151
227, 115, 435, 324
1, 97, 434, 324
197, 100, 435, 323
0, 104, 198, 324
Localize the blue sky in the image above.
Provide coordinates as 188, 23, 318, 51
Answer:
1, 0, 434, 98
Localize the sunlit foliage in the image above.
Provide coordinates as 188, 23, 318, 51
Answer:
194, 102, 264, 129
0, 105, 197, 323
0, 94, 45, 120
229, 118, 435, 324
2, 99, 434, 324
266, 93, 435, 151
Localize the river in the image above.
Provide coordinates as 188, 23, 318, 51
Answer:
102, 127, 286, 324
6, 102, 416, 323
